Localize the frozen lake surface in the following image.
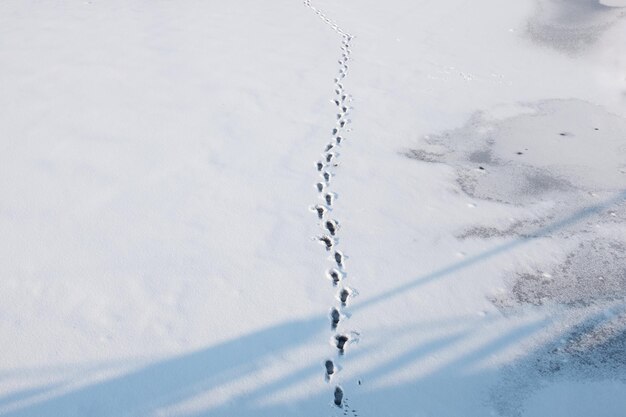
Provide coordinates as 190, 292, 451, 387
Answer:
1, 0, 625, 416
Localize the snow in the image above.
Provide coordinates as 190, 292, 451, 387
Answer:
1, 0, 625, 416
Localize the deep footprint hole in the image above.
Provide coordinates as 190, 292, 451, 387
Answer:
319, 235, 333, 251
325, 359, 335, 376
339, 288, 350, 306
334, 386, 344, 407
314, 204, 326, 219
331, 308, 340, 329
328, 269, 341, 286
334, 250, 343, 266
335, 335, 349, 354
326, 220, 337, 236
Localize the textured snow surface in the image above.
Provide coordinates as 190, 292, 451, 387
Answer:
1, 0, 625, 416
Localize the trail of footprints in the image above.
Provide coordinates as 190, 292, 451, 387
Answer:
304, 1, 359, 415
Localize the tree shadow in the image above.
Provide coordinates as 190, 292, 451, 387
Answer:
1, 317, 328, 417
490, 304, 626, 417
3, 192, 625, 416
3, 304, 625, 416
353, 190, 626, 313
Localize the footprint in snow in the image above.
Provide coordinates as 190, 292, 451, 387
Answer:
317, 182, 325, 193
334, 386, 344, 407
334, 250, 343, 266
335, 335, 349, 355
314, 205, 327, 219
326, 219, 337, 236
319, 235, 334, 251
342, 397, 359, 417
327, 269, 342, 286
330, 308, 341, 329
325, 359, 335, 380
339, 288, 350, 306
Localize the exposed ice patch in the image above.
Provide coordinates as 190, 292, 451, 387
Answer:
492, 308, 626, 416
492, 239, 626, 309
527, 0, 626, 54
408, 99, 626, 205
407, 99, 626, 416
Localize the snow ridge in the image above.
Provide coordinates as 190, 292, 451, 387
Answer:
304, 1, 358, 414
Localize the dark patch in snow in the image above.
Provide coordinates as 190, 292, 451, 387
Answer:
334, 251, 343, 267
334, 386, 344, 406
335, 335, 349, 354
330, 308, 340, 329
314, 205, 327, 219
339, 288, 350, 306
319, 235, 333, 251
328, 269, 341, 286
326, 220, 337, 236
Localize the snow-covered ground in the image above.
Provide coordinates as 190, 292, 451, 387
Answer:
1, 0, 625, 416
